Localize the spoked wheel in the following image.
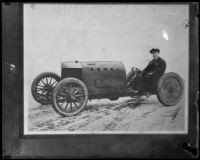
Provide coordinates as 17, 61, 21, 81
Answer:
157, 72, 184, 106
52, 78, 88, 117
31, 72, 61, 105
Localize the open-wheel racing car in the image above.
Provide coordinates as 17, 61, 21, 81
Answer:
31, 61, 184, 117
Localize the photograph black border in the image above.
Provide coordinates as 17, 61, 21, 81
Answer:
2, 2, 199, 158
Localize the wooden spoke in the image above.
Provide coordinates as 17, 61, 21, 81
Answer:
71, 85, 76, 93
74, 87, 81, 94
64, 102, 69, 111
36, 87, 44, 90
51, 80, 57, 87
75, 94, 85, 98
45, 77, 49, 85
38, 81, 45, 86
41, 90, 45, 95
59, 101, 65, 109
72, 101, 79, 108
58, 93, 66, 97
45, 78, 49, 85
36, 88, 44, 91
75, 97, 84, 105
37, 84, 45, 88
57, 98, 66, 103
40, 79, 47, 86
69, 102, 72, 111
49, 77, 52, 85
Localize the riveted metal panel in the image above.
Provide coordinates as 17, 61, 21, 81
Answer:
81, 61, 126, 95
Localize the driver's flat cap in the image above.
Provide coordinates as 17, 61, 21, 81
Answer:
150, 48, 160, 53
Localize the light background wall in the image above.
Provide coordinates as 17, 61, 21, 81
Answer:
24, 4, 189, 106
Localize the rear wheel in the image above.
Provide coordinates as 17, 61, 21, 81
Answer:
52, 78, 88, 117
31, 72, 61, 105
157, 72, 184, 106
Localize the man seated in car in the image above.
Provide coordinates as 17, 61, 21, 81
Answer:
140, 48, 166, 93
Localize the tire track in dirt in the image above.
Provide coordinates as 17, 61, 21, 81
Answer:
27, 95, 185, 132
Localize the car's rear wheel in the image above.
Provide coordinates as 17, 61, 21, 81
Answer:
157, 72, 184, 106
31, 72, 61, 105
52, 77, 88, 117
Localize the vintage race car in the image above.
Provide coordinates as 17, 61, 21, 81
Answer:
31, 61, 184, 117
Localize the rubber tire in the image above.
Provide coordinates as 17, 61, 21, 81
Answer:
52, 77, 88, 117
157, 72, 184, 106
31, 72, 61, 105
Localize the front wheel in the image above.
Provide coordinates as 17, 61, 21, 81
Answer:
52, 77, 88, 117
157, 72, 184, 106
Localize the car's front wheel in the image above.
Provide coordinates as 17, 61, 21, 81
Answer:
52, 77, 88, 117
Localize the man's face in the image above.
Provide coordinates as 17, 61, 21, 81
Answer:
151, 52, 159, 60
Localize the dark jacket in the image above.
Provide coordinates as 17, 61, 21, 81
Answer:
143, 57, 166, 77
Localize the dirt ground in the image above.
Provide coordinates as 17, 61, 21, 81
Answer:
27, 94, 185, 132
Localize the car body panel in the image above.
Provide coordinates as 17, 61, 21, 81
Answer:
61, 61, 126, 97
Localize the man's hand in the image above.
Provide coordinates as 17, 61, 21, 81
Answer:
146, 72, 153, 76
147, 71, 156, 76
138, 72, 143, 77
143, 71, 155, 78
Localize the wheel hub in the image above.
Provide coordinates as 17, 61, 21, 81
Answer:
65, 93, 75, 102
169, 87, 176, 93
43, 85, 52, 91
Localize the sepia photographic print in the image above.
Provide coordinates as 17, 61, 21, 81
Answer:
24, 4, 189, 135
